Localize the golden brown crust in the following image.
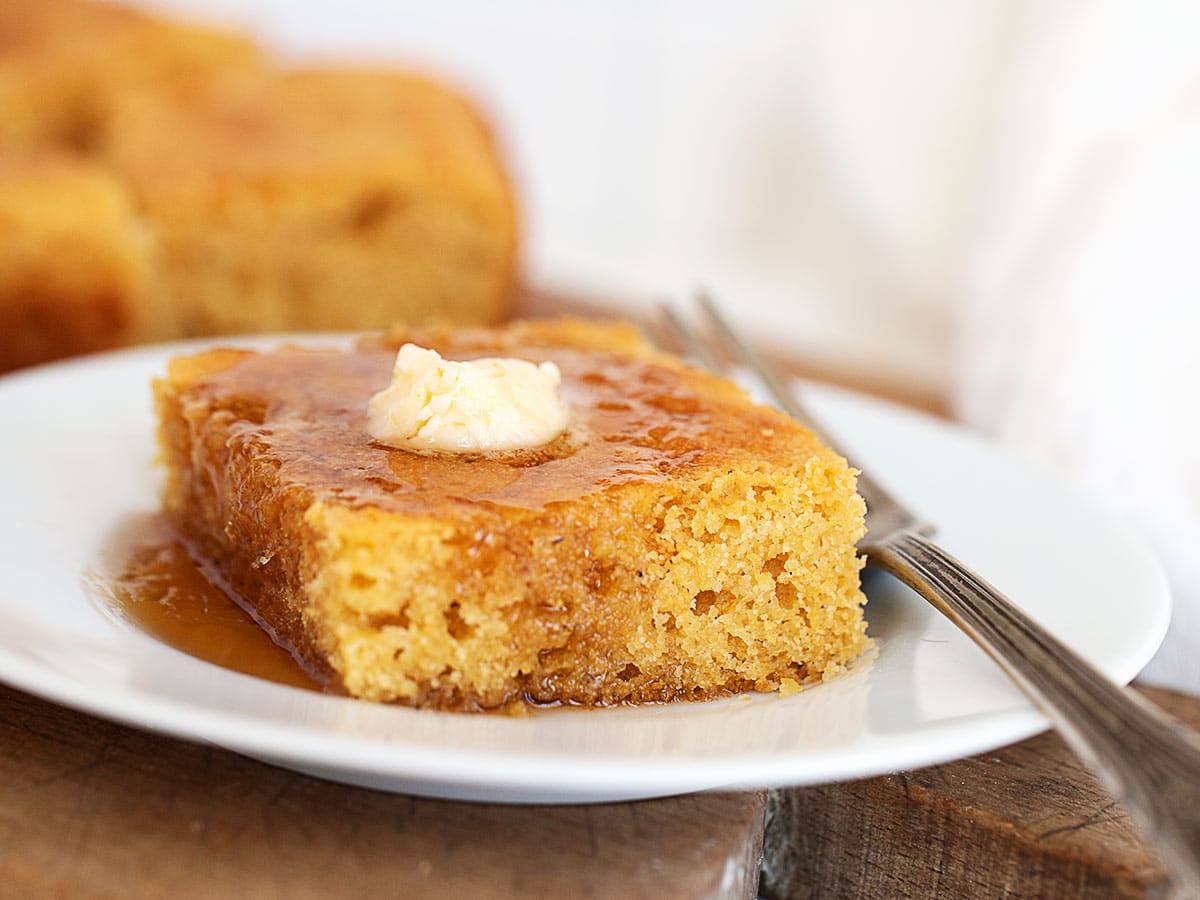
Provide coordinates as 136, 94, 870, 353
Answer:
0, 0, 518, 371
99, 66, 519, 336
371, 318, 657, 360
156, 320, 869, 710
0, 0, 263, 152
0, 155, 152, 370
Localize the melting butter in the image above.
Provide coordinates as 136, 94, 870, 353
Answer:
366, 344, 569, 452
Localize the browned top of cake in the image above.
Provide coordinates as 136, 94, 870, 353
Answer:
0, 0, 255, 70
0, 0, 262, 150
100, 67, 504, 192
161, 320, 833, 518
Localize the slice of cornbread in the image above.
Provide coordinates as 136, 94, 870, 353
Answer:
100, 67, 518, 337
154, 320, 868, 710
0, 156, 154, 371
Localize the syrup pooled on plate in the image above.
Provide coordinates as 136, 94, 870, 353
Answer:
98, 515, 322, 692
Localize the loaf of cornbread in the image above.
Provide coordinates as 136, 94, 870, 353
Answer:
99, 67, 518, 338
0, 0, 518, 372
154, 319, 869, 710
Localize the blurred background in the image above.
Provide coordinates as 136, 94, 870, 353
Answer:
5, 0, 1199, 689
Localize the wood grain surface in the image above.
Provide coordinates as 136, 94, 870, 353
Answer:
0, 685, 763, 900
7, 681, 1197, 899
761, 683, 1195, 899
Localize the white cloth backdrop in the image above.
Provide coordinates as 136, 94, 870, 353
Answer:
136, 0, 1200, 691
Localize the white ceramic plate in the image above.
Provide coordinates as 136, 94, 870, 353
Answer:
0, 339, 1169, 803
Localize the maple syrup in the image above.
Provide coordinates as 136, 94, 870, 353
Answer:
95, 514, 321, 692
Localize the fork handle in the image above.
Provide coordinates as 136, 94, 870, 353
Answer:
866, 528, 1200, 891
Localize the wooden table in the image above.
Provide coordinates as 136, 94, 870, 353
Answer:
2, 682, 1194, 898
0, 683, 764, 899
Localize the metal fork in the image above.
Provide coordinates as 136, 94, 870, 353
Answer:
663, 292, 1200, 892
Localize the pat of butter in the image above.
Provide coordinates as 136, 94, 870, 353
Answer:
367, 344, 570, 452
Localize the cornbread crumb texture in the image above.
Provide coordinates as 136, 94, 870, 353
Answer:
0, 0, 517, 371
155, 319, 869, 711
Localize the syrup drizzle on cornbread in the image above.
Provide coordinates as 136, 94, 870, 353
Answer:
98, 515, 321, 692
140, 340, 731, 704
176, 343, 727, 515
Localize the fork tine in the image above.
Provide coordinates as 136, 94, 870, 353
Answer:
694, 290, 821, 432
659, 303, 727, 375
